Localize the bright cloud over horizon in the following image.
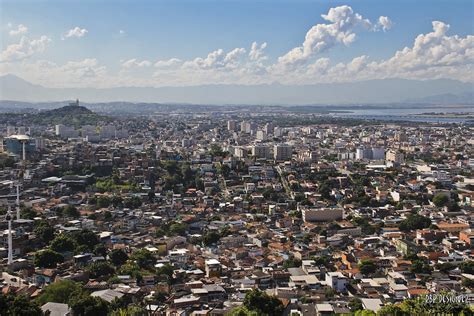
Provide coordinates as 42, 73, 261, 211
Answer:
0, 1, 473, 88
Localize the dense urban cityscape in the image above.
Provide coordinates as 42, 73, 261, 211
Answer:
1, 0, 474, 315
0, 99, 472, 315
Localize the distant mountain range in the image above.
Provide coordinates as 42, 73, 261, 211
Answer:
404, 92, 474, 105
0, 74, 473, 105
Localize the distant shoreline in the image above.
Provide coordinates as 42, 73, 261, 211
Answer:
410, 112, 474, 118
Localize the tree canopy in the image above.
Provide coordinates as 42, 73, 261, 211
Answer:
358, 259, 377, 276
37, 279, 82, 305
240, 289, 284, 316
34, 221, 55, 244
69, 295, 109, 316
130, 249, 156, 269
0, 293, 43, 316
109, 249, 129, 266
86, 261, 116, 280
50, 234, 76, 253
35, 249, 64, 268
378, 293, 473, 315
433, 193, 449, 207
70, 229, 100, 251
399, 213, 431, 232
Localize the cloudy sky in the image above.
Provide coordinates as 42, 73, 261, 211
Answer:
0, 0, 473, 88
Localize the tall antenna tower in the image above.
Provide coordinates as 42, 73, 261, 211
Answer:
6, 206, 13, 265
16, 184, 20, 220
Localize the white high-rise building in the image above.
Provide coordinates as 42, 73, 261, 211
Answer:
386, 149, 405, 164
274, 144, 293, 161
7, 126, 16, 136
182, 138, 192, 147
256, 130, 267, 141
17, 127, 27, 135
274, 127, 283, 137
240, 121, 250, 133
356, 146, 385, 160
371, 147, 385, 160
252, 144, 271, 159
234, 147, 248, 158
55, 125, 62, 135
55, 124, 78, 138
227, 120, 237, 131
356, 147, 366, 160
240, 121, 257, 134
264, 123, 274, 135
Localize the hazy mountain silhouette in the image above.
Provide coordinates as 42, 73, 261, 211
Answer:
0, 74, 472, 105
405, 92, 474, 105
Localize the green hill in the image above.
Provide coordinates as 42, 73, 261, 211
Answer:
0, 104, 111, 127
34, 105, 110, 126
42, 105, 94, 116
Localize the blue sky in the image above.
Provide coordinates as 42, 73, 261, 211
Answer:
1, 0, 473, 87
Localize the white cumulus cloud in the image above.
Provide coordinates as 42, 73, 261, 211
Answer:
9, 24, 28, 36
62, 27, 88, 39
249, 42, 268, 61
0, 35, 51, 62
183, 47, 247, 70
154, 58, 182, 68
277, 5, 388, 70
121, 58, 152, 68
377, 21, 473, 74
1, 7, 472, 88
377, 16, 393, 32
293, 21, 474, 83
140, 21, 474, 85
